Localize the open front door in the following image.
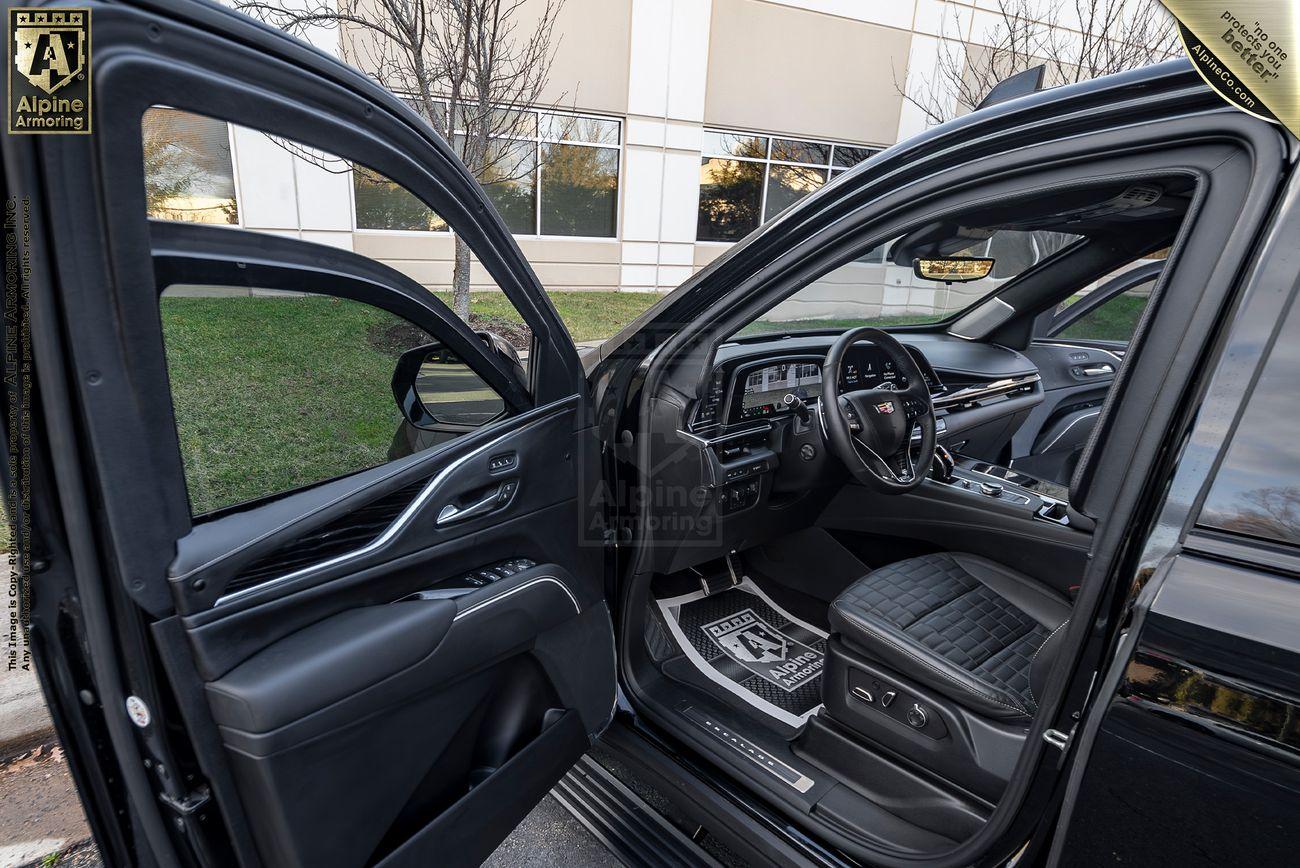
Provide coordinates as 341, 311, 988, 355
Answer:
7, 2, 613, 866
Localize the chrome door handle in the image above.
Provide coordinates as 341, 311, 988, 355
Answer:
1080, 363, 1114, 376
437, 486, 502, 526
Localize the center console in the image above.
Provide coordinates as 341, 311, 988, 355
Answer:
929, 447, 1077, 528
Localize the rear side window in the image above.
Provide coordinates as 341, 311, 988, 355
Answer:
1055, 279, 1155, 343
1199, 295, 1300, 546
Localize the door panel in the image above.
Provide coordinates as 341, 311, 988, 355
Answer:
12, 3, 612, 865
1013, 262, 1162, 481
1010, 343, 1116, 484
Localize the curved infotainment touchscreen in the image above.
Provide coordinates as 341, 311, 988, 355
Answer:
739, 361, 822, 419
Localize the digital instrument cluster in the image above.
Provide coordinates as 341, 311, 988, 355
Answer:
730, 347, 914, 423
738, 361, 822, 420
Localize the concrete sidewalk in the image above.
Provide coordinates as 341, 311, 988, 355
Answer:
0, 669, 53, 761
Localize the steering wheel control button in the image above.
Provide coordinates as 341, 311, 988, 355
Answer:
906, 703, 929, 729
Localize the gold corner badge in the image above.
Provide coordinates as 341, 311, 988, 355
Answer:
1162, 1, 1294, 136
8, 7, 91, 135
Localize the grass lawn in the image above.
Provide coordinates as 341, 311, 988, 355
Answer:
161, 296, 411, 514
432, 290, 659, 343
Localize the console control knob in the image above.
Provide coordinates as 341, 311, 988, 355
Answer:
979, 481, 1004, 498
906, 703, 928, 729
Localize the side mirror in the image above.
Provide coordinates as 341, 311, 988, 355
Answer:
391, 342, 507, 429
912, 256, 995, 283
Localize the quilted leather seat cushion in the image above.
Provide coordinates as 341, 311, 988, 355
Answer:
829, 552, 1070, 720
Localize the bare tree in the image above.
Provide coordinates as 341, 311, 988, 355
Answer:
237, 0, 566, 319
899, 0, 1179, 127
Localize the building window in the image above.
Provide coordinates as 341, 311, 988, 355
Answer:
143, 107, 239, 225
354, 105, 620, 238
697, 130, 879, 242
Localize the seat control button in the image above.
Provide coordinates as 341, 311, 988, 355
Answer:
906, 703, 928, 729
851, 686, 874, 704
880, 690, 897, 708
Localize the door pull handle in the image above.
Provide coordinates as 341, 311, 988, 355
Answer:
437, 487, 499, 526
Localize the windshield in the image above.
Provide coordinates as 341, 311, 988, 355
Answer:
736, 228, 1080, 338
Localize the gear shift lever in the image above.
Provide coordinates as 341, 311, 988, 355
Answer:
930, 444, 955, 483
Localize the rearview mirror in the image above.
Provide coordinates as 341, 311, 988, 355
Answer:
912, 257, 995, 283
391, 342, 506, 429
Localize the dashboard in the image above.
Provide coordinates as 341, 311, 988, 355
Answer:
698, 344, 943, 426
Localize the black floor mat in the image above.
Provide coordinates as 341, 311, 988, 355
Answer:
656, 578, 827, 728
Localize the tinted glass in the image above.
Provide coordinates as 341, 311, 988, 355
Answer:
697, 158, 764, 241
702, 131, 767, 159
765, 164, 827, 218
770, 138, 830, 165
159, 287, 445, 515
143, 107, 238, 224
1200, 296, 1300, 546
539, 143, 618, 237
1056, 280, 1154, 342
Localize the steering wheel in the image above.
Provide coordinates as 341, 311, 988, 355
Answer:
820, 327, 936, 494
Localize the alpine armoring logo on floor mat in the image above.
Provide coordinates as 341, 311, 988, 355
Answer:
702, 609, 823, 693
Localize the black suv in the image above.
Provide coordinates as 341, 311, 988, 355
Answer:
8, 2, 1300, 866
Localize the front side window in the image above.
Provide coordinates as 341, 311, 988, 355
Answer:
697, 129, 880, 242
143, 111, 518, 517
159, 287, 504, 515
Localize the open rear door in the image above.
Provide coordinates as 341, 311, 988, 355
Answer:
6, 2, 613, 866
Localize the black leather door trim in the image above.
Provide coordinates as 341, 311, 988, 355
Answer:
206, 397, 578, 608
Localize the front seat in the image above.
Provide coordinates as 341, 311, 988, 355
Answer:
828, 552, 1070, 722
